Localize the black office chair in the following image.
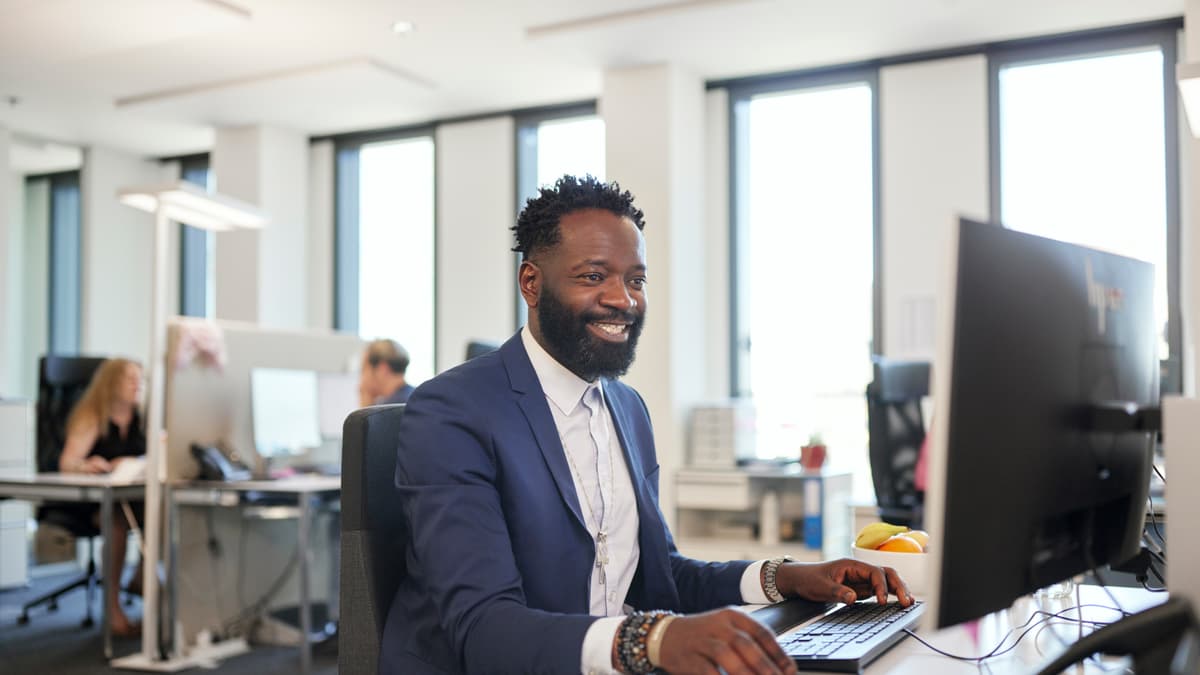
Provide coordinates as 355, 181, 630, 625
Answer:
865, 357, 931, 529
339, 404, 406, 675
19, 355, 108, 627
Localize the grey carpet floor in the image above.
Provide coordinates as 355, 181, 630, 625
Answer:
0, 570, 337, 674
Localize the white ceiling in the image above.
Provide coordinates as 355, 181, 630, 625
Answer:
0, 0, 1184, 162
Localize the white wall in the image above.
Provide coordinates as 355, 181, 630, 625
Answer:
0, 127, 11, 395
212, 125, 309, 329
17, 179, 47, 398
878, 56, 991, 360
79, 145, 162, 364
704, 89, 732, 400
307, 140, 334, 331
434, 117, 517, 373
258, 127, 309, 328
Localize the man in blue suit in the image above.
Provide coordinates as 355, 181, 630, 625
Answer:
380, 175, 911, 674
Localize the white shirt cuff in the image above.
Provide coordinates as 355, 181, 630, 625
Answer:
581, 615, 625, 675
740, 559, 772, 604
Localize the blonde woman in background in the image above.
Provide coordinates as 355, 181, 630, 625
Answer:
59, 357, 145, 637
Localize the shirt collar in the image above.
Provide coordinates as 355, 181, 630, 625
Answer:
521, 325, 600, 416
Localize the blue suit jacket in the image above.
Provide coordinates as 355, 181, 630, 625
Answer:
379, 333, 750, 674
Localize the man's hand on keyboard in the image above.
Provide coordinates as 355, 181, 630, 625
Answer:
656, 607, 798, 675
775, 559, 913, 607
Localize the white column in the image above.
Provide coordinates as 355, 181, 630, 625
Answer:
879, 56, 990, 361
307, 140, 335, 331
79, 145, 162, 363
435, 117, 517, 373
602, 64, 707, 527
212, 125, 308, 328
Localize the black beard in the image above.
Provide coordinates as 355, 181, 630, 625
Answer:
536, 286, 644, 381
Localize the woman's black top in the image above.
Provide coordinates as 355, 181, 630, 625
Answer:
89, 410, 145, 461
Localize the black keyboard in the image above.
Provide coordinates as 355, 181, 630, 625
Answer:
778, 601, 924, 673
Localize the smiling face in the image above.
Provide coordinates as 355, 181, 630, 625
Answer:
520, 208, 648, 382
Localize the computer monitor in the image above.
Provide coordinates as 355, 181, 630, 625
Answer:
465, 340, 499, 361
250, 368, 322, 458
924, 217, 1158, 630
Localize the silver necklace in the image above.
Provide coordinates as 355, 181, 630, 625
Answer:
560, 392, 618, 587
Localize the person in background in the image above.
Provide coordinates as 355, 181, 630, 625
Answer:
380, 175, 912, 674
59, 357, 146, 638
359, 338, 415, 407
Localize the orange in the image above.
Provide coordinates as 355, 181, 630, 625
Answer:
906, 530, 930, 549
877, 534, 923, 553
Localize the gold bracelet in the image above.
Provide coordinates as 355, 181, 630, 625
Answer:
646, 614, 677, 668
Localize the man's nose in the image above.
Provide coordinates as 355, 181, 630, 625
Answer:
600, 279, 636, 311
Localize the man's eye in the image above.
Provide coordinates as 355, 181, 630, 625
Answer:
630, 278, 647, 289
583, 273, 603, 282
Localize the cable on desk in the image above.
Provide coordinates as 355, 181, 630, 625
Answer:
900, 605, 1118, 663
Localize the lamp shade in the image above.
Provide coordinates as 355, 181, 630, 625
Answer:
118, 181, 267, 230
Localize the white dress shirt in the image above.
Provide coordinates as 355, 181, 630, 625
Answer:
520, 328, 772, 675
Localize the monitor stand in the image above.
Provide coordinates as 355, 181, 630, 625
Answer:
1034, 597, 1198, 674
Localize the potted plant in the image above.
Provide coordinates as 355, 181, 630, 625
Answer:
800, 432, 827, 470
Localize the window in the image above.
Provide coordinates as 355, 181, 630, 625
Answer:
178, 154, 212, 317
730, 73, 878, 467
335, 133, 436, 384
992, 28, 1180, 391
514, 105, 605, 324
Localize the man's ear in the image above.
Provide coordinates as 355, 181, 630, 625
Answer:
518, 260, 541, 309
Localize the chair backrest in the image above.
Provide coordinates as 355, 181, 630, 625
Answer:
339, 403, 407, 675
36, 355, 107, 473
865, 357, 931, 528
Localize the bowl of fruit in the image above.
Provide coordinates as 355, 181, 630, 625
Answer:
851, 522, 930, 598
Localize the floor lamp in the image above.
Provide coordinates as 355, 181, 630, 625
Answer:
112, 181, 266, 671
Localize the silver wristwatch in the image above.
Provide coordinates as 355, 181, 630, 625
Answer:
762, 555, 793, 603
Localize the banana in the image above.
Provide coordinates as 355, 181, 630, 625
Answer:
854, 522, 909, 549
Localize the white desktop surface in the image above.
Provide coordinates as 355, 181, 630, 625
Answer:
847, 585, 1166, 673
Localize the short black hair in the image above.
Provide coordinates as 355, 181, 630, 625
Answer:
511, 174, 646, 260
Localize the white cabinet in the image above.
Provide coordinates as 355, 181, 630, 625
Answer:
0, 399, 34, 588
674, 467, 852, 563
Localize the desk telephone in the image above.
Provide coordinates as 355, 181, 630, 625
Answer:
191, 443, 252, 482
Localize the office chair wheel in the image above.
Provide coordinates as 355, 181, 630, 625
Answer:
81, 616, 94, 629
17, 613, 29, 625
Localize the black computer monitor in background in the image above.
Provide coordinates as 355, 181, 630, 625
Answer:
465, 340, 499, 361
924, 218, 1158, 630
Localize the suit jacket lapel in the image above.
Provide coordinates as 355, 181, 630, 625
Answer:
501, 334, 586, 531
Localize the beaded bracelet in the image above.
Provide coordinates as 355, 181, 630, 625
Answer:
617, 610, 676, 674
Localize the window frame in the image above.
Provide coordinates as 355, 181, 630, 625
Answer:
987, 25, 1182, 393
725, 66, 883, 398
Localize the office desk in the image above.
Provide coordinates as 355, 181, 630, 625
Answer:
0, 470, 145, 660
168, 475, 340, 674
771, 585, 1166, 673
